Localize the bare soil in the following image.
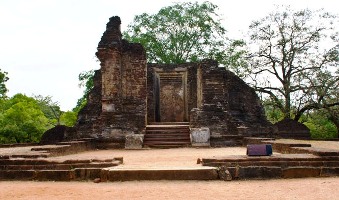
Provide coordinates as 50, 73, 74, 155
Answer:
1, 178, 338, 200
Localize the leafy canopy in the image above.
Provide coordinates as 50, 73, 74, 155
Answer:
0, 94, 50, 143
123, 1, 228, 64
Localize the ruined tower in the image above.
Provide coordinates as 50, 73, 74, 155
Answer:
76, 16, 147, 147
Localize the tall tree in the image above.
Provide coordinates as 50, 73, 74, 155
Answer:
0, 69, 9, 98
123, 1, 228, 64
34, 95, 62, 126
0, 94, 49, 143
35, 95, 78, 127
247, 6, 338, 120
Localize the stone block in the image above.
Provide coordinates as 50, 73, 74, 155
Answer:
125, 134, 144, 149
102, 102, 115, 112
320, 167, 339, 177
101, 128, 123, 138
190, 127, 210, 147
237, 166, 282, 179
105, 167, 218, 181
35, 170, 75, 181
74, 168, 102, 180
0, 170, 36, 180
282, 167, 321, 178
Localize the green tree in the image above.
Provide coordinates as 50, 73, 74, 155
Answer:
60, 111, 77, 127
0, 69, 9, 98
34, 95, 62, 126
34, 95, 78, 127
223, 39, 250, 78
262, 99, 284, 123
304, 110, 338, 139
246, 6, 338, 120
0, 94, 50, 143
299, 70, 339, 134
123, 1, 229, 64
74, 70, 95, 113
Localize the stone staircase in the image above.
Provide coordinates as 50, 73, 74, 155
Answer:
143, 122, 191, 148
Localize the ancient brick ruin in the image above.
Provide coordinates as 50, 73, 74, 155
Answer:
75, 16, 274, 148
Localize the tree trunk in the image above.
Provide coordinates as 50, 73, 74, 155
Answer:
283, 91, 291, 119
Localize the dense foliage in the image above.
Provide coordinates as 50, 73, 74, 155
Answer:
0, 71, 77, 144
0, 94, 50, 143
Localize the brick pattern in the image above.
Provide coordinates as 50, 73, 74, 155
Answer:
76, 16, 147, 146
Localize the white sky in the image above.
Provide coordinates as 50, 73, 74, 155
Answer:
0, 0, 338, 110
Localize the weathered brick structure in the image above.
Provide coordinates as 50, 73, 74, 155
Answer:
76, 16, 147, 147
75, 16, 274, 148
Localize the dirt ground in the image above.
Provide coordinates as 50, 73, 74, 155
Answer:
1, 141, 339, 200
1, 178, 339, 200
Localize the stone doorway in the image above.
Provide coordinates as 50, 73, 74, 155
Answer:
154, 71, 188, 122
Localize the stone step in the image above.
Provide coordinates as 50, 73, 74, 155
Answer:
146, 126, 189, 130
0, 162, 120, 170
101, 166, 218, 181
144, 140, 190, 144
217, 166, 339, 180
0, 168, 104, 181
143, 144, 190, 148
144, 122, 191, 147
203, 160, 339, 168
201, 154, 339, 164
144, 137, 190, 141
143, 141, 191, 145
144, 133, 190, 138
0, 158, 121, 166
10, 154, 49, 159
149, 122, 189, 125
146, 129, 189, 133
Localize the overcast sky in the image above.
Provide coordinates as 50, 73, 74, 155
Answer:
0, 0, 337, 110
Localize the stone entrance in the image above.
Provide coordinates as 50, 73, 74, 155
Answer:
155, 71, 188, 122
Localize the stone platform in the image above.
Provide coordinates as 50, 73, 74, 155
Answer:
0, 139, 339, 181
201, 139, 339, 180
